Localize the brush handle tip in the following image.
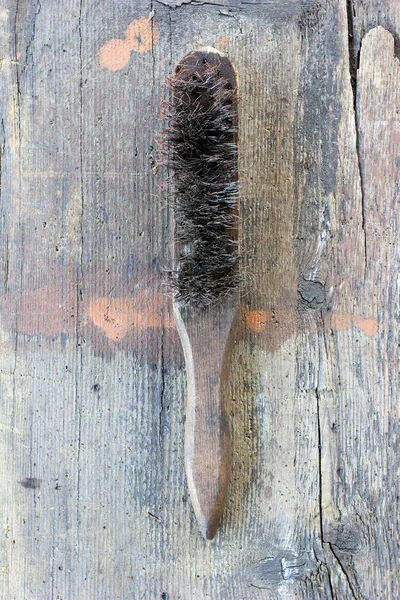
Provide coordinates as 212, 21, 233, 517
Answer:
174, 300, 236, 539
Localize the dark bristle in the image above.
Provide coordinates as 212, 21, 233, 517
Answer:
163, 51, 239, 307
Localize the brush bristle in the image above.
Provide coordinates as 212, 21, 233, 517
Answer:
163, 51, 239, 307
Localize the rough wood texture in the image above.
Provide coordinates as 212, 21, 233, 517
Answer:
0, 0, 399, 598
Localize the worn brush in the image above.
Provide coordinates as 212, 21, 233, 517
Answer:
163, 47, 239, 539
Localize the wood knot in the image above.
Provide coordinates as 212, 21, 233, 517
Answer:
19, 477, 41, 489
330, 523, 362, 555
298, 277, 326, 309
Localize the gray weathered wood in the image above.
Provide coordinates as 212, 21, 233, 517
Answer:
0, 0, 399, 598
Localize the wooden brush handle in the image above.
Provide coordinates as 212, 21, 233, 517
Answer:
168, 47, 239, 539
174, 298, 237, 539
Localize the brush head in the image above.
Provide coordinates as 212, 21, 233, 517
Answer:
163, 48, 239, 308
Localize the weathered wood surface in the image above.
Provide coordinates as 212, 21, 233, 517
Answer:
0, 0, 399, 598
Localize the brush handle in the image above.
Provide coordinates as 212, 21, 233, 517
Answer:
174, 298, 236, 540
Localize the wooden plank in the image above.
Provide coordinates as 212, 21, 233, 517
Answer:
0, 2, 84, 599
292, 3, 400, 599
329, 22, 400, 599
293, 2, 400, 599
0, 0, 399, 598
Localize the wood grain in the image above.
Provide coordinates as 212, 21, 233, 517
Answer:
175, 300, 236, 540
0, 0, 398, 598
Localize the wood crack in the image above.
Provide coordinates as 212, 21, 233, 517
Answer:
150, 0, 155, 90
315, 382, 324, 541
249, 582, 268, 590
316, 329, 336, 599
317, 326, 365, 599
159, 327, 166, 446
23, 0, 41, 72
155, 0, 256, 7
13, 0, 21, 146
346, 0, 367, 277
326, 541, 366, 600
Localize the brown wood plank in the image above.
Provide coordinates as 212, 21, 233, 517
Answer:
0, 0, 398, 598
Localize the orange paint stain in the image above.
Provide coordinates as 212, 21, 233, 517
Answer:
240, 303, 298, 353
243, 309, 378, 340
328, 313, 353, 331
87, 294, 174, 341
99, 16, 160, 72
218, 36, 229, 48
125, 16, 159, 54
99, 38, 131, 72
244, 310, 268, 333
328, 313, 378, 336
353, 317, 378, 336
